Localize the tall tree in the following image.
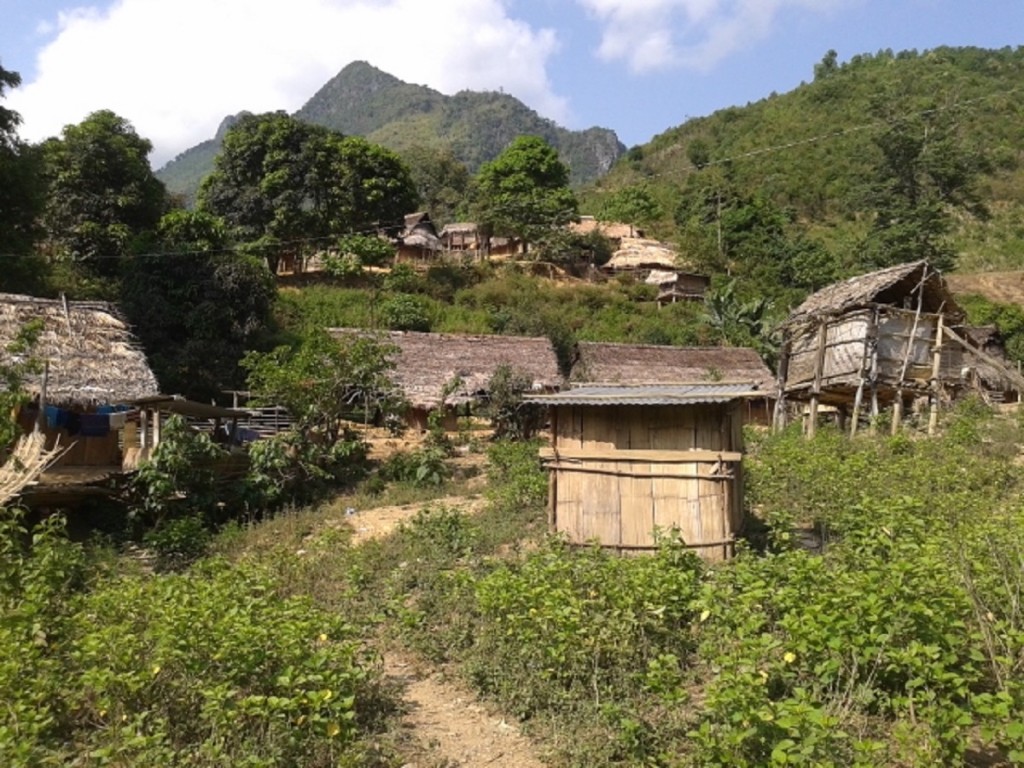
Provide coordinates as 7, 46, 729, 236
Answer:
471, 135, 578, 251
861, 102, 989, 272
40, 110, 167, 276
0, 64, 47, 291
120, 210, 275, 398
596, 184, 662, 230
199, 112, 417, 272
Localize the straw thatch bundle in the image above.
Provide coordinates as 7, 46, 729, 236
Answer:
0, 293, 159, 406
0, 431, 65, 506
571, 341, 773, 389
330, 329, 562, 409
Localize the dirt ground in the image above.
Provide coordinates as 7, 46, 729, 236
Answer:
344, 429, 550, 766
385, 652, 548, 768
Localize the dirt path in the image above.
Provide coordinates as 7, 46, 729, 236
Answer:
342, 480, 550, 766
385, 652, 548, 768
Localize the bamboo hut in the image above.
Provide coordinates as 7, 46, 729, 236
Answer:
528, 382, 762, 562
329, 329, 562, 430
645, 270, 710, 305
776, 261, 1024, 436
570, 341, 774, 424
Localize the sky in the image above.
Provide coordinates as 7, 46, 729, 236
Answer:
0, 0, 1020, 170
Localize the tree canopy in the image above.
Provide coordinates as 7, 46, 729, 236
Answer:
0, 65, 48, 290
40, 110, 167, 275
198, 112, 418, 272
120, 210, 275, 398
472, 135, 578, 250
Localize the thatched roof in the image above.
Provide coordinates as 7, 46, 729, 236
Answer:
605, 237, 680, 271
570, 216, 642, 240
785, 261, 962, 326
439, 222, 477, 236
0, 293, 159, 406
399, 231, 441, 250
402, 211, 438, 237
571, 341, 773, 389
329, 329, 562, 409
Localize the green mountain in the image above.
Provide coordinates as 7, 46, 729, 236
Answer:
582, 46, 1024, 273
157, 61, 625, 203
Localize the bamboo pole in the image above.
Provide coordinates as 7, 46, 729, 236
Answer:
850, 311, 877, 437
869, 309, 880, 435
929, 315, 944, 435
773, 341, 791, 433
548, 406, 558, 533
807, 320, 829, 439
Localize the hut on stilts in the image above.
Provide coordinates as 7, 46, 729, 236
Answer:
775, 261, 1024, 437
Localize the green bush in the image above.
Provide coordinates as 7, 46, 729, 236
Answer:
0, 530, 390, 767
378, 293, 433, 331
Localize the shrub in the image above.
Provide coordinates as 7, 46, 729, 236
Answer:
378, 294, 432, 331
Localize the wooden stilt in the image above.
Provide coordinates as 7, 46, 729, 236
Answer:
807, 321, 829, 439
929, 316, 944, 435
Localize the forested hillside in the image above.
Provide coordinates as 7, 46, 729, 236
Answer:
157, 61, 624, 203
583, 46, 1024, 276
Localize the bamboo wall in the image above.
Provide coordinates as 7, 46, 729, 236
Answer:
786, 308, 965, 395
545, 402, 744, 562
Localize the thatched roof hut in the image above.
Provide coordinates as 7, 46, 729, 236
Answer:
0, 293, 159, 406
604, 237, 680, 272
330, 329, 562, 410
570, 216, 643, 242
777, 261, 1024, 435
571, 341, 773, 389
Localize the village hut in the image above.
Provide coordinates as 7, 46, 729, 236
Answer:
569, 216, 644, 245
439, 223, 478, 252
603, 237, 679, 274
394, 212, 441, 265
329, 329, 563, 430
571, 341, 774, 424
776, 260, 1024, 436
528, 382, 761, 562
0, 294, 160, 501
644, 270, 711, 305
961, 326, 1021, 404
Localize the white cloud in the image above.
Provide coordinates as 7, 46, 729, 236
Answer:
576, 0, 847, 73
8, 0, 566, 168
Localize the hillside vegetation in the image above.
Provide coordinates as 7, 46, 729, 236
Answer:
157, 61, 624, 203
583, 46, 1024, 273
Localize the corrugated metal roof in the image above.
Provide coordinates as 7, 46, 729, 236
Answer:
525, 382, 764, 406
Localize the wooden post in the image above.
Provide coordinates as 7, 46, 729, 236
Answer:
140, 409, 149, 451
929, 315, 944, 435
35, 361, 50, 433
868, 309, 881, 435
807, 320, 829, 438
892, 396, 903, 434
547, 406, 558, 533
773, 341, 790, 433
153, 409, 162, 449
850, 311, 877, 438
